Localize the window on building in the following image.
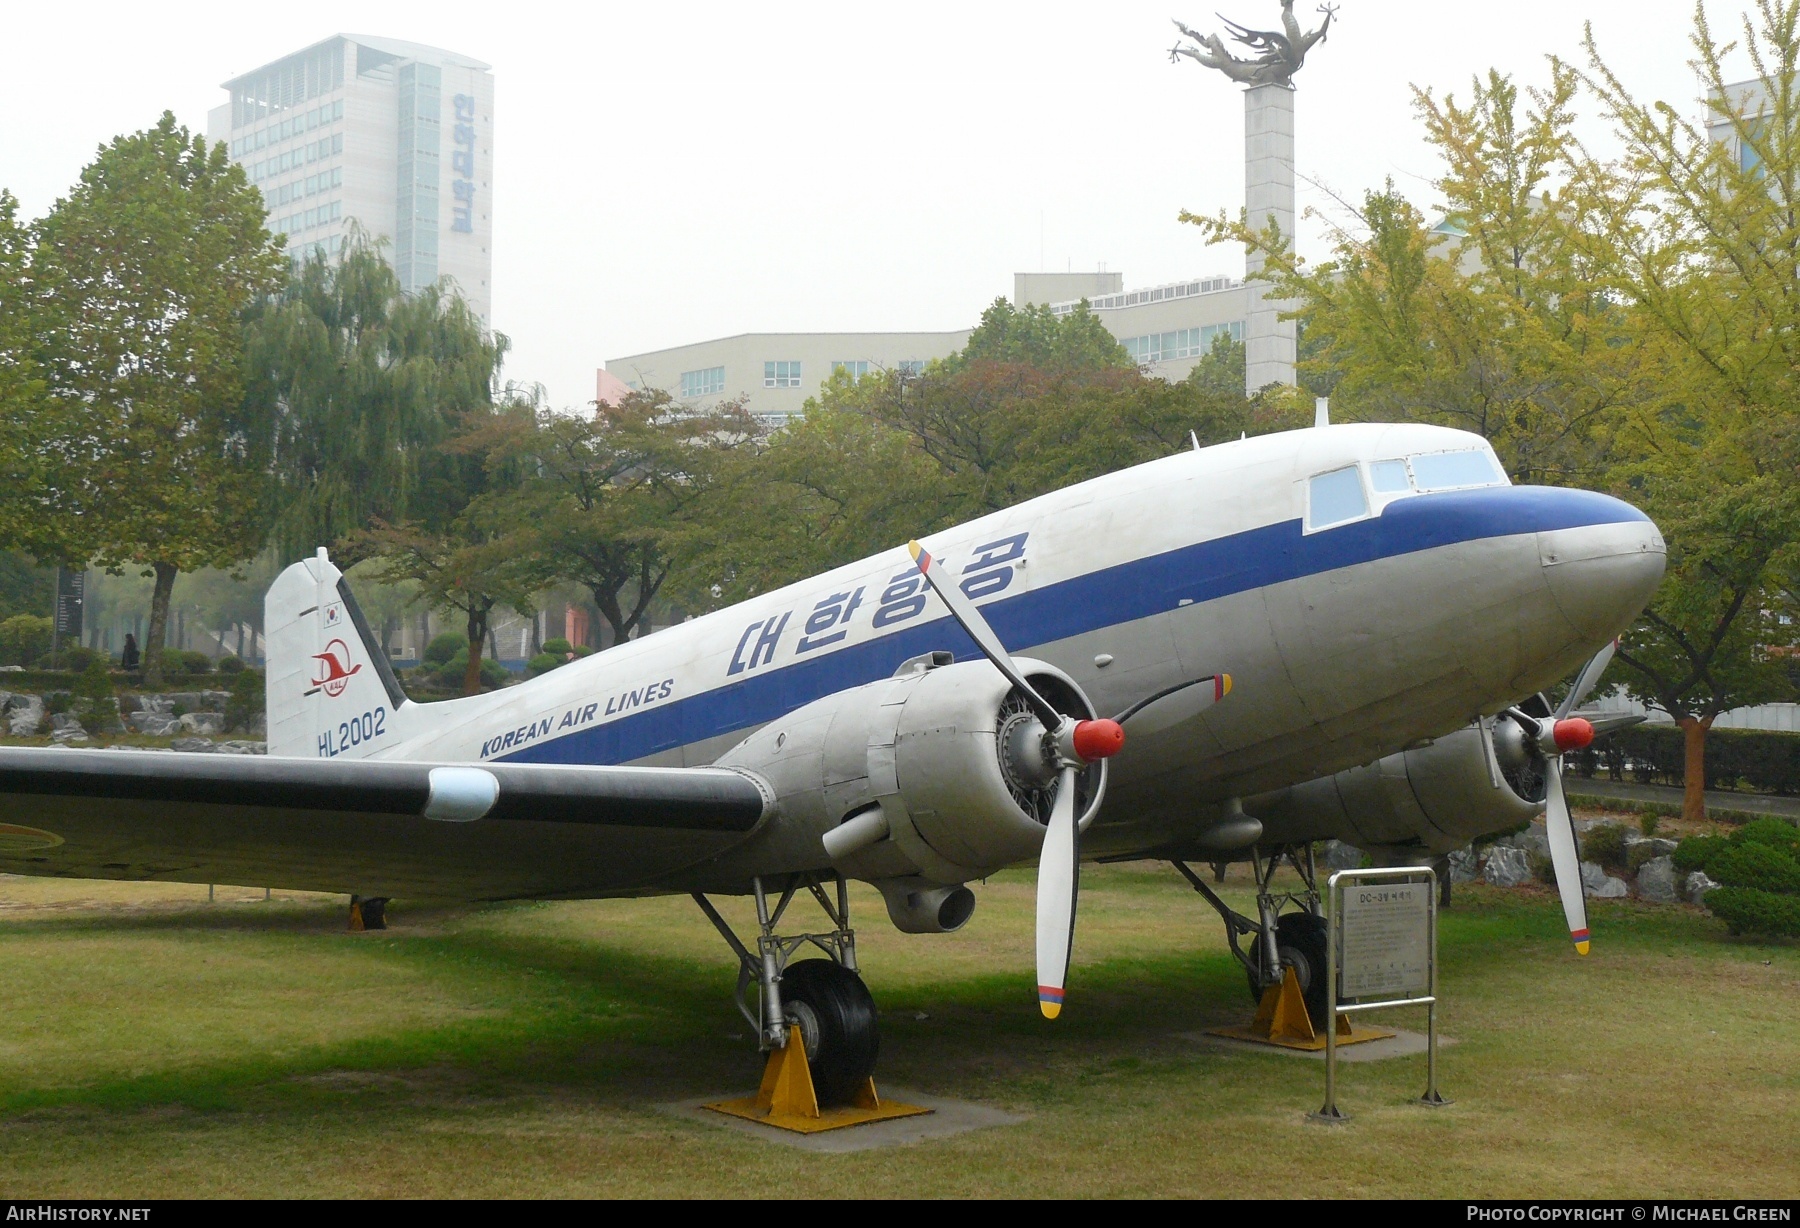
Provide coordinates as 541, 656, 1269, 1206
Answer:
681, 366, 726, 398
1122, 322, 1246, 366
764, 360, 802, 388
831, 360, 871, 381
897, 360, 927, 377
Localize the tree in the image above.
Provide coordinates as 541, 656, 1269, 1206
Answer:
943, 298, 1135, 374
0, 192, 52, 554
359, 404, 548, 696
244, 232, 507, 562
1185, 67, 1649, 487
28, 114, 286, 686
495, 390, 763, 646
1566, 0, 1800, 815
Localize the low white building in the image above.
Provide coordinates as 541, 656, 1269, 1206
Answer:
599, 270, 1250, 421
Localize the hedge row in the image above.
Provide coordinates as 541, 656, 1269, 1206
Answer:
1569, 724, 1800, 795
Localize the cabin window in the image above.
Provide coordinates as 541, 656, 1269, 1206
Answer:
1369, 459, 1412, 493
1410, 449, 1505, 492
1306, 466, 1369, 531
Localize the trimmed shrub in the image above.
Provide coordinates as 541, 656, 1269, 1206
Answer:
176, 650, 213, 675
224, 668, 264, 732
38, 645, 97, 673
0, 614, 52, 666
217, 656, 247, 675
572, 644, 594, 658
541, 637, 573, 657
1735, 816, 1800, 857
527, 652, 563, 677
1627, 842, 1663, 873
1672, 835, 1729, 874
1640, 812, 1662, 839
1529, 849, 1556, 885
1609, 724, 1800, 796
433, 649, 509, 691
70, 656, 118, 731
1580, 823, 1629, 869
1708, 841, 1800, 896
424, 633, 465, 667
1703, 886, 1800, 938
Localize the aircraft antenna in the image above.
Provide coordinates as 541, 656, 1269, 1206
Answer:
1189, 431, 1201, 452
1314, 397, 1330, 428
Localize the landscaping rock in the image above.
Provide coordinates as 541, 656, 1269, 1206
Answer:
1579, 860, 1609, 893
1448, 845, 1480, 883
48, 712, 84, 734
1637, 856, 1679, 904
164, 692, 202, 712
1323, 840, 1363, 872
1625, 836, 1680, 858
136, 695, 175, 714
1590, 874, 1629, 899
128, 711, 180, 736
1685, 871, 1720, 904
169, 737, 216, 753
7, 696, 42, 736
178, 712, 227, 736
201, 690, 232, 709
216, 740, 266, 755
1483, 846, 1533, 887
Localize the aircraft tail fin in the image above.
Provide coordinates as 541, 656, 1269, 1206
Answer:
264, 549, 412, 759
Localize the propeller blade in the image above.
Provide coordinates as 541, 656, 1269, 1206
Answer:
1477, 715, 1503, 789
1112, 673, 1233, 735
1586, 713, 1647, 739
1557, 641, 1617, 721
907, 540, 1062, 730
1035, 764, 1081, 1019
1543, 759, 1591, 955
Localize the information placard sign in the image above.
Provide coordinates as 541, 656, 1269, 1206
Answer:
1338, 880, 1430, 999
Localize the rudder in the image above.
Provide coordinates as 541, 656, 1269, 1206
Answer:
265, 549, 412, 759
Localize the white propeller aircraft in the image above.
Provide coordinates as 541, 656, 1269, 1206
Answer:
0, 421, 1664, 1102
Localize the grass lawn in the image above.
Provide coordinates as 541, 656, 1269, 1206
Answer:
0, 861, 1793, 1199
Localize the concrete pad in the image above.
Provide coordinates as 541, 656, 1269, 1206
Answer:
1182, 1027, 1455, 1063
662, 1088, 1027, 1153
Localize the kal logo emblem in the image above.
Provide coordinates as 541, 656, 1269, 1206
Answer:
311, 639, 363, 698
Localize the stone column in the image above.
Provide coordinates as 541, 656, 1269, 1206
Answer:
1243, 83, 1297, 395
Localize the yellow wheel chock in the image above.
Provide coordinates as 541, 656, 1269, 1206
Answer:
1209, 966, 1393, 1051
704, 1034, 932, 1134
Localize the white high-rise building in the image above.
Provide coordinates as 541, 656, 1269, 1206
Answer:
208, 34, 495, 322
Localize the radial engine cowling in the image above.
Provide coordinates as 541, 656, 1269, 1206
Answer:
715, 653, 1106, 891
1247, 720, 1545, 855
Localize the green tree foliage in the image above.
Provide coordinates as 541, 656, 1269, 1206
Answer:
674, 328, 1299, 608
942, 298, 1135, 374
27, 113, 286, 686
1184, 67, 1646, 485
69, 655, 118, 733
490, 390, 763, 646
0, 614, 52, 666
1566, 2, 1800, 818
358, 404, 549, 696
244, 232, 507, 561
0, 193, 51, 549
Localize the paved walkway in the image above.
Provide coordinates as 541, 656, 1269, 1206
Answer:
1563, 775, 1800, 819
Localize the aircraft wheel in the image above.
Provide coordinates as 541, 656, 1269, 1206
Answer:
1244, 912, 1331, 1031
780, 959, 879, 1106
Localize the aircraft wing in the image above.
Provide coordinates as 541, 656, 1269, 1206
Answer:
0, 747, 770, 901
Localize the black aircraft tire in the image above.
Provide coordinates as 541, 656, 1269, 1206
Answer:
1243, 912, 1332, 1033
779, 960, 879, 1106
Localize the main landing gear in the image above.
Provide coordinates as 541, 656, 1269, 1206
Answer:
693, 874, 929, 1132
1173, 844, 1334, 1034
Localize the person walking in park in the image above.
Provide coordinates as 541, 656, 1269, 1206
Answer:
120, 633, 140, 673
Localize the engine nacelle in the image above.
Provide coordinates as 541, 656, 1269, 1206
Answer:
1247, 721, 1544, 855
715, 653, 1106, 888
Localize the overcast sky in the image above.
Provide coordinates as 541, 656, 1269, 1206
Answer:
2, 2, 1743, 408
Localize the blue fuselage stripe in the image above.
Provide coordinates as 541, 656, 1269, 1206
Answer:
502, 486, 1646, 767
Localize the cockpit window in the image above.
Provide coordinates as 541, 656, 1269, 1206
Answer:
1306, 465, 1369, 530
1410, 449, 1505, 492
1369, 459, 1411, 493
